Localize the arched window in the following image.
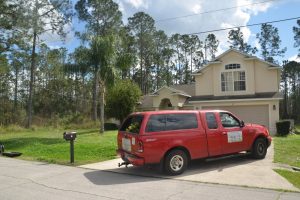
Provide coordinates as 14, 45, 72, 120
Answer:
159, 98, 172, 110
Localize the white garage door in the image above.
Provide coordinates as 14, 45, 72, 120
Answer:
202, 105, 269, 128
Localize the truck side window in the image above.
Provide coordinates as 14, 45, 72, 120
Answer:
166, 114, 198, 131
146, 114, 166, 132
220, 112, 240, 128
206, 113, 218, 129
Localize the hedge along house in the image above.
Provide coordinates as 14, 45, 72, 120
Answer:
137, 49, 282, 133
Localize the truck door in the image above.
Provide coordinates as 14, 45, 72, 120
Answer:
204, 112, 223, 156
218, 112, 246, 154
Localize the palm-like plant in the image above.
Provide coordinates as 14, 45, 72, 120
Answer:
89, 35, 116, 133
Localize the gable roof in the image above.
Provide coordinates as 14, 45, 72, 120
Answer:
151, 84, 195, 97
194, 48, 281, 74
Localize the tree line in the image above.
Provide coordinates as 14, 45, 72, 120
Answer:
0, 0, 300, 131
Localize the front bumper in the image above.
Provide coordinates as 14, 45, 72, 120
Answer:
117, 149, 145, 166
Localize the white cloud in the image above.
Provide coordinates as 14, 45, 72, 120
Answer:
192, 4, 202, 14
288, 54, 300, 62
124, 0, 149, 9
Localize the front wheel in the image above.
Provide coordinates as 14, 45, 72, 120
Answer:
164, 149, 188, 175
251, 138, 267, 159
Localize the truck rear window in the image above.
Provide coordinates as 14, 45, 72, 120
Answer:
120, 115, 144, 134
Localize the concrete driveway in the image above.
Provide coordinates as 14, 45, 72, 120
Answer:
80, 144, 299, 191
1, 157, 300, 200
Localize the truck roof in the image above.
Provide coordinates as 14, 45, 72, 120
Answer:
132, 110, 229, 115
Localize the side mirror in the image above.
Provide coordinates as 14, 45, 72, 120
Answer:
240, 120, 245, 128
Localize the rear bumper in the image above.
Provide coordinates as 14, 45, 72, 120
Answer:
117, 149, 145, 166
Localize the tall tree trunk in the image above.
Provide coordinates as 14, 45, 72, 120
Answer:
184, 50, 188, 84
140, 47, 144, 93
176, 45, 181, 84
13, 65, 19, 123
26, 30, 37, 128
283, 76, 288, 118
190, 48, 193, 77
92, 67, 98, 121
99, 82, 105, 133
156, 60, 159, 90
166, 59, 170, 86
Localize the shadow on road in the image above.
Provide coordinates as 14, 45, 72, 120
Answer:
84, 153, 258, 185
84, 169, 162, 185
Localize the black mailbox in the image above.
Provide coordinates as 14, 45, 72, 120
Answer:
63, 132, 77, 141
63, 131, 77, 164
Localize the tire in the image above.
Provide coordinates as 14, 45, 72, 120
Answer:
251, 138, 267, 159
164, 149, 188, 175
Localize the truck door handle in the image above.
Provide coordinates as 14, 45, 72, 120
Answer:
222, 132, 227, 135
146, 138, 157, 142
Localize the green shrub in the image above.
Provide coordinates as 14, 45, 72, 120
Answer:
276, 120, 291, 136
104, 123, 119, 130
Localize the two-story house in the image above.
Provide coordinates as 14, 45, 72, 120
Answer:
137, 49, 282, 133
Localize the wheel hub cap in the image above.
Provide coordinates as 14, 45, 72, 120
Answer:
170, 155, 184, 171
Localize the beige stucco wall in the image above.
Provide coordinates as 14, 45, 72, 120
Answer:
195, 65, 214, 96
192, 99, 280, 134
254, 60, 280, 93
195, 51, 280, 96
152, 87, 188, 110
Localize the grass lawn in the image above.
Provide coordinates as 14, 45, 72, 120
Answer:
296, 124, 300, 134
274, 169, 300, 190
274, 134, 300, 168
0, 127, 118, 166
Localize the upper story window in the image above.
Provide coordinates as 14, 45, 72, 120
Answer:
221, 71, 246, 92
225, 63, 240, 70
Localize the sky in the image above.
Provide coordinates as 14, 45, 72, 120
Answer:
46, 0, 300, 64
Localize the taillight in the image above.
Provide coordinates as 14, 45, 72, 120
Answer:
137, 140, 143, 153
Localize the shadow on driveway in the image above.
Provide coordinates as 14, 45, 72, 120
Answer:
83, 153, 257, 185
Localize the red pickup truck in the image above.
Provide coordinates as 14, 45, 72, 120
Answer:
117, 110, 271, 175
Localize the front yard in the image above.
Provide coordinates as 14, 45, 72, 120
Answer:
274, 134, 300, 168
0, 127, 118, 166
273, 131, 300, 190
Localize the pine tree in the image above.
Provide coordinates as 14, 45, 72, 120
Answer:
293, 19, 300, 57
228, 28, 257, 55
256, 23, 286, 63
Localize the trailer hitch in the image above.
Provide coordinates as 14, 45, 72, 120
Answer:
118, 162, 130, 168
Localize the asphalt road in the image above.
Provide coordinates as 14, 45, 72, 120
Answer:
0, 157, 299, 200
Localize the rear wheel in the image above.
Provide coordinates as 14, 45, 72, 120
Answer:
164, 149, 188, 175
251, 138, 267, 159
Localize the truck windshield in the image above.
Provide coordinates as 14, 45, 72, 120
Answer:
120, 115, 144, 134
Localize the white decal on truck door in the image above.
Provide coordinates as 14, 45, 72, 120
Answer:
227, 131, 243, 143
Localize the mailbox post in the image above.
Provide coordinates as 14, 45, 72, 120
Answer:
0, 144, 4, 155
63, 132, 77, 164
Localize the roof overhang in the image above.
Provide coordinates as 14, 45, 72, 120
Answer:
189, 97, 283, 104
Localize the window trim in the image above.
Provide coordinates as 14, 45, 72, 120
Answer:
225, 63, 241, 70
221, 69, 246, 92
220, 112, 241, 128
